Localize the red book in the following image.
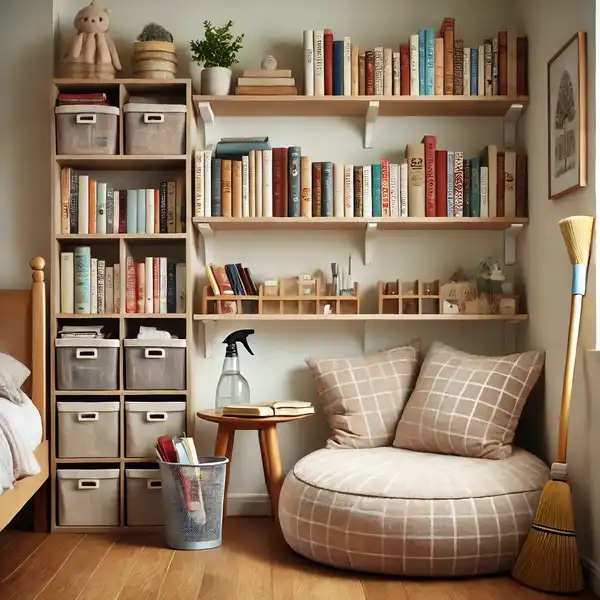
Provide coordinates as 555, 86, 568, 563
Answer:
324, 29, 334, 96
497, 152, 505, 217
516, 154, 528, 217
421, 135, 436, 217
400, 45, 410, 95
380, 159, 390, 217
441, 17, 455, 95
280, 147, 289, 217
136, 262, 145, 314
312, 163, 322, 216
272, 148, 283, 217
365, 50, 375, 95
498, 31, 508, 96
435, 151, 448, 217
119, 190, 126, 233
517, 37, 528, 95
125, 256, 136, 313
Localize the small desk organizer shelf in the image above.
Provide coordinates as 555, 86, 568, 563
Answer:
201, 282, 360, 316
378, 280, 441, 315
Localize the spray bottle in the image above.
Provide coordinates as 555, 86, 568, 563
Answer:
215, 329, 255, 408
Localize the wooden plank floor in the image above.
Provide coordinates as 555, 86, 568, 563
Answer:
0, 518, 594, 600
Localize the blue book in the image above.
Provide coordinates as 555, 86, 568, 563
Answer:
74, 246, 91, 314
470, 158, 481, 217
470, 48, 478, 96
418, 29, 426, 95
288, 146, 301, 217
333, 40, 344, 96
425, 28, 435, 95
215, 138, 270, 158
136, 188, 146, 233
321, 162, 333, 216
371, 163, 382, 217
447, 151, 455, 217
126, 189, 138, 234
212, 158, 222, 217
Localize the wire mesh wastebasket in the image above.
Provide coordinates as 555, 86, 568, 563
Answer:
159, 457, 229, 550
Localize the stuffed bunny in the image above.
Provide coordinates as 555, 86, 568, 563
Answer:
61, 1, 121, 79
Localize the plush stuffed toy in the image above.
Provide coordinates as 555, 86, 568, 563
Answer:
61, 1, 121, 79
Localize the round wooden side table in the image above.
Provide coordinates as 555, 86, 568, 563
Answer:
196, 409, 313, 520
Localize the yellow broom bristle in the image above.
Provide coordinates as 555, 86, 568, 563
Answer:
559, 215, 595, 265
512, 480, 584, 593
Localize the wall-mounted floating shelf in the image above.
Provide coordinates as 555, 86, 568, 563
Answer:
194, 95, 529, 149
193, 217, 528, 266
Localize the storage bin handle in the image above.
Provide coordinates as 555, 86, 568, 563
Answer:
77, 412, 99, 422
144, 348, 165, 359
146, 412, 167, 422
76, 113, 97, 124
75, 348, 98, 360
77, 479, 100, 490
147, 479, 162, 490
143, 113, 165, 124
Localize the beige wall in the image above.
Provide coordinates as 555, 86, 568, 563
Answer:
517, 0, 600, 582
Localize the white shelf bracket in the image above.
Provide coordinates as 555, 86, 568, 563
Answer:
196, 101, 216, 150
202, 320, 216, 359
503, 103, 524, 149
364, 100, 380, 149
364, 222, 378, 265
504, 223, 524, 266
196, 223, 215, 265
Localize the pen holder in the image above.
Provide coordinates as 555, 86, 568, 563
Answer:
378, 280, 441, 315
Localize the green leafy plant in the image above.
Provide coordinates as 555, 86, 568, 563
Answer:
190, 20, 244, 68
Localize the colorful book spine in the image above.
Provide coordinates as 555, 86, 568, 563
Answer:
422, 135, 436, 217
365, 50, 374, 95
381, 159, 390, 217
242, 155, 249, 217
126, 189, 137, 233
321, 162, 333, 217
167, 263, 176, 314
371, 163, 382, 217
90, 258, 98, 314
425, 29, 435, 95
383, 47, 392, 96
453, 39, 464, 95
353, 166, 363, 216
194, 151, 204, 217
314, 30, 325, 96
78, 175, 89, 234
389, 163, 399, 217
358, 52, 366, 95
288, 146, 301, 216
463, 160, 471, 218
441, 17, 455, 95
69, 169, 78, 234
262, 149, 273, 217
480, 166, 489, 217
333, 163, 344, 217
301, 156, 312, 217
374, 47, 384, 95
106, 187, 113, 234
74, 246, 91, 314
454, 151, 464, 217
324, 29, 334, 96
96, 182, 107, 234
470, 157, 481, 217
435, 150, 448, 217
344, 165, 354, 217
312, 163, 322, 216
418, 29, 426, 95
203, 151, 212, 217
399, 160, 408, 217
343, 37, 352, 96
400, 44, 410, 95
352, 46, 360, 96
463, 48, 471, 96
136, 188, 146, 233
362, 165, 372, 218
447, 151, 455, 217
303, 30, 314, 96
470, 48, 478, 96
434, 38, 444, 95
392, 51, 401, 96
333, 40, 344, 96
409, 35, 419, 96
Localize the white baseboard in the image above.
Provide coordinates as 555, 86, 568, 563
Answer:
226, 493, 272, 517
582, 555, 600, 596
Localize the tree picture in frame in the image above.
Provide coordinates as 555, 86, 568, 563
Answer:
548, 31, 587, 200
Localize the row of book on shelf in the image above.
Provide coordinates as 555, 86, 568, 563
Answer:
302, 21, 527, 97
60, 247, 185, 315
59, 168, 185, 235
194, 138, 527, 219
205, 263, 258, 315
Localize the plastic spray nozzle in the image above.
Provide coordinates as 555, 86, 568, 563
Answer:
223, 329, 255, 357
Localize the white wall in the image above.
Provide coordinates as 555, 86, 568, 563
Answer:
516, 0, 600, 583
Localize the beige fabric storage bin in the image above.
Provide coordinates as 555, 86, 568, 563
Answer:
126, 468, 164, 526
57, 401, 119, 458
55, 105, 119, 155
57, 468, 119, 526
124, 103, 186, 155
56, 339, 119, 391
125, 401, 186, 458
124, 339, 186, 390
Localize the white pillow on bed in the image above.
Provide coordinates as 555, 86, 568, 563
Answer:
0, 352, 31, 388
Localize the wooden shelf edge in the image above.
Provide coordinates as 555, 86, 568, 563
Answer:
56, 234, 187, 240
194, 313, 528, 322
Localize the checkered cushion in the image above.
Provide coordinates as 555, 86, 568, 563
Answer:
279, 447, 549, 577
393, 342, 544, 459
306, 343, 420, 449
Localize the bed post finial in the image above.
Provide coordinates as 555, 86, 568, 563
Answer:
30, 257, 45, 282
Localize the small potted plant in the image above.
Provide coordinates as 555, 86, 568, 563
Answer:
190, 20, 244, 96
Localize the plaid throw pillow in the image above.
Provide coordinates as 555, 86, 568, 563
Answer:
393, 342, 544, 459
306, 343, 420, 449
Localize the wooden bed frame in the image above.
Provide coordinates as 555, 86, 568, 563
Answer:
0, 257, 47, 531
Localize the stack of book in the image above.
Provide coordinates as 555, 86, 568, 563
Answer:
59, 168, 185, 235
235, 68, 298, 96
57, 325, 108, 339
57, 92, 108, 106
302, 23, 527, 97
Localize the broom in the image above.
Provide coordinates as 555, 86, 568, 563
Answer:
512, 215, 595, 594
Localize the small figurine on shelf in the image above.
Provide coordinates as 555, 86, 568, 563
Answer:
60, 1, 121, 79
477, 258, 505, 314
439, 268, 478, 315
261, 55, 278, 70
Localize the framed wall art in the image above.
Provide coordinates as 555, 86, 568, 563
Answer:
547, 31, 587, 200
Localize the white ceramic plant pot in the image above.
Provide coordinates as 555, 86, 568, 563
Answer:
202, 67, 232, 96
190, 62, 203, 94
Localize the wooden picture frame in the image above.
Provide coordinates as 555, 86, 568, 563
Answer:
548, 31, 587, 200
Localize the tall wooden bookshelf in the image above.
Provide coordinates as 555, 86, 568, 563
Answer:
49, 78, 193, 532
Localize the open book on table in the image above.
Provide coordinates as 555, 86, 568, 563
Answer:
222, 400, 314, 418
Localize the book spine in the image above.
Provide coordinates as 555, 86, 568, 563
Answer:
312, 163, 322, 216
112, 190, 119, 234
422, 135, 436, 217
288, 146, 301, 217
167, 181, 176, 232
507, 32, 517, 97
333, 163, 344, 217
344, 165, 354, 217
484, 40, 493, 95
517, 37, 528, 95
353, 166, 363, 217
400, 44, 410, 95
324, 29, 334, 95
97, 260, 105, 314
113, 263, 120, 313
60, 252, 74, 313
105, 266, 114, 314
136, 188, 146, 234
358, 52, 366, 95
498, 31, 508, 96
497, 152, 505, 217
261, 150, 272, 217
516, 154, 528, 217
314, 30, 325, 96
194, 150, 204, 217
454, 151, 464, 217
301, 156, 312, 217
434, 38, 444, 95
144, 256, 153, 313
399, 160, 408, 217
389, 163, 399, 218
167, 263, 176, 314
381, 159, 390, 217
233, 159, 243, 218
435, 150, 448, 217
221, 160, 232, 217
60, 168, 70, 234
470, 48, 478, 95
249, 151, 256, 217
371, 163, 382, 217
480, 166, 489, 217
241, 155, 250, 217
447, 150, 455, 217
463, 160, 471, 218
470, 158, 481, 217
425, 29, 435, 95
212, 158, 222, 217
365, 50, 375, 95
78, 175, 89, 234
88, 179, 96, 234
303, 30, 314, 96
321, 162, 333, 217
374, 47, 384, 95
153, 189, 159, 234
74, 246, 90, 314
486, 145, 498, 218
119, 190, 126, 233
351, 45, 359, 96
90, 258, 98, 314
410, 35, 419, 96
126, 189, 137, 234
343, 37, 352, 96
478, 45, 485, 96
134, 262, 143, 313
203, 150, 212, 217
463, 48, 471, 96
280, 147, 289, 216
333, 40, 344, 96
383, 47, 393, 96
418, 31, 425, 95
392, 51, 401, 96
492, 37, 499, 95
125, 256, 135, 313
106, 187, 114, 234
407, 144, 425, 217
175, 262, 185, 314
160, 257, 168, 314
504, 151, 516, 217
153, 257, 160, 313
158, 183, 167, 232
145, 188, 154, 234
442, 18, 455, 94
453, 39, 463, 95
69, 169, 78, 233
362, 165, 372, 217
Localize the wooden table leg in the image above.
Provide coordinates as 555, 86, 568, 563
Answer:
215, 424, 235, 518
258, 429, 271, 500
263, 425, 283, 520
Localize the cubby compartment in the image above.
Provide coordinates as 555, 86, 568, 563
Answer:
125, 467, 164, 526
378, 280, 442, 315
124, 338, 186, 391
